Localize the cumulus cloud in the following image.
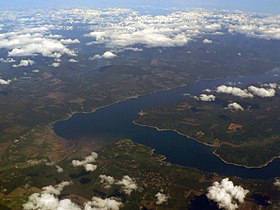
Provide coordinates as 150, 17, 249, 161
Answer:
0, 79, 11, 85
69, 58, 78, 63
203, 38, 213, 44
262, 83, 278, 89
57, 199, 81, 210
0, 8, 279, 60
55, 165, 63, 173
2, 34, 76, 58
207, 178, 249, 210
72, 152, 98, 172
274, 178, 280, 188
0, 57, 15, 63
198, 94, 216, 101
46, 162, 64, 173
51, 62, 60, 68
83, 9, 280, 49
84, 164, 97, 172
103, 51, 117, 59
204, 88, 212, 93
227, 102, 244, 111
99, 175, 115, 189
248, 86, 276, 98
123, 47, 143, 52
23, 181, 123, 210
155, 192, 169, 205
22, 181, 76, 210
12, 59, 35, 68
0, 19, 76, 62
84, 197, 123, 210
90, 51, 117, 60
116, 175, 137, 195
0, 9, 279, 63
216, 85, 253, 98
60, 39, 80, 44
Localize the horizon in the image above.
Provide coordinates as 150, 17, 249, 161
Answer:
0, 0, 279, 14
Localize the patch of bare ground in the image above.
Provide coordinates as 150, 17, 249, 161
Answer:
42, 125, 76, 163
45, 92, 65, 104
184, 189, 203, 198
227, 122, 243, 133
3, 124, 27, 135
0, 141, 13, 163
181, 118, 202, 126
68, 97, 86, 106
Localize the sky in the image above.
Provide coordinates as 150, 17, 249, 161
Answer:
0, 0, 279, 14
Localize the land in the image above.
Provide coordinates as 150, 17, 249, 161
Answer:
0, 139, 280, 209
135, 88, 280, 167
0, 34, 279, 164
0, 34, 280, 208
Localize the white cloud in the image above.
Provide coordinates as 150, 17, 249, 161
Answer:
69, 58, 78, 63
23, 181, 123, 210
0, 9, 279, 62
226, 14, 280, 40
262, 83, 278, 89
23, 181, 75, 210
60, 39, 80, 44
46, 162, 63, 173
103, 51, 117, 59
204, 88, 212, 93
0, 79, 11, 85
248, 86, 276, 98
84, 197, 123, 210
0, 57, 15, 63
207, 178, 249, 210
0, 20, 76, 62
203, 38, 213, 44
57, 199, 81, 210
198, 94, 216, 101
99, 175, 115, 189
90, 51, 117, 60
274, 178, 280, 188
72, 152, 98, 172
1, 34, 76, 58
227, 102, 244, 111
116, 175, 137, 195
123, 47, 143, 52
55, 165, 63, 173
84, 163, 97, 172
52, 52, 62, 59
155, 192, 169, 205
216, 85, 253, 98
51, 62, 60, 68
12, 59, 35, 68
83, 9, 280, 49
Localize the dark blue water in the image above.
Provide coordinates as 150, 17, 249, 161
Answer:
54, 72, 280, 179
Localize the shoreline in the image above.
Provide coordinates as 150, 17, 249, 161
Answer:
51, 70, 280, 170
133, 121, 280, 169
51, 69, 276, 127
51, 72, 258, 127
132, 120, 216, 147
51, 82, 190, 126
213, 150, 280, 169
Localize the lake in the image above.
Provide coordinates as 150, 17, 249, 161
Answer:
54, 71, 280, 179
